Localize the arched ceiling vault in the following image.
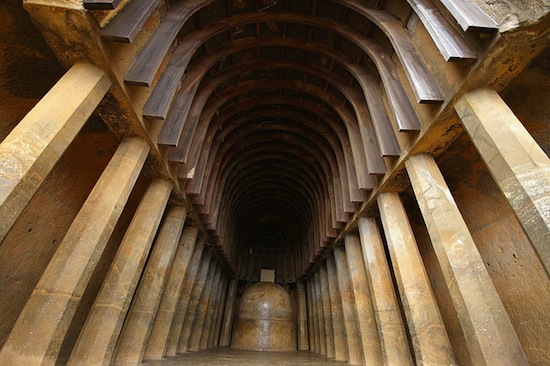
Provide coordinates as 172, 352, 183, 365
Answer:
97, 0, 498, 282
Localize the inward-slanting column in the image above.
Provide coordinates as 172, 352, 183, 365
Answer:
0, 137, 149, 366
314, 270, 327, 355
219, 278, 238, 347
326, 256, 349, 362
310, 278, 320, 353
357, 217, 413, 366
68, 179, 172, 365
455, 88, 550, 276
305, 279, 317, 353
143, 226, 199, 360
334, 245, 364, 366
178, 250, 213, 353
188, 261, 218, 352
406, 153, 529, 365
0, 63, 111, 243
113, 206, 188, 366
164, 236, 204, 356
345, 234, 383, 365
319, 263, 335, 358
378, 192, 456, 365
199, 265, 222, 349
210, 276, 229, 348
297, 282, 309, 351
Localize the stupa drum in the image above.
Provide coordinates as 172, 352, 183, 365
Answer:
231, 282, 296, 351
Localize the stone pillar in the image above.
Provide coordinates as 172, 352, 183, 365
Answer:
210, 276, 229, 348
178, 250, 213, 353
164, 236, 204, 356
334, 245, 363, 365
143, 226, 199, 360
345, 233, 383, 365
308, 279, 319, 353
378, 192, 456, 365
0, 63, 111, 243
314, 270, 327, 355
113, 206, 188, 366
219, 278, 238, 347
357, 217, 413, 366
297, 281, 309, 351
305, 279, 316, 353
326, 256, 349, 362
68, 179, 172, 365
188, 261, 218, 352
406, 153, 528, 365
319, 263, 335, 358
455, 88, 550, 276
199, 265, 222, 349
0, 137, 149, 366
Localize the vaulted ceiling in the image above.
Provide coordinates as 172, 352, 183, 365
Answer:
90, 0, 497, 282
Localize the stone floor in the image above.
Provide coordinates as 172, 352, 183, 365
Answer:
142, 347, 347, 365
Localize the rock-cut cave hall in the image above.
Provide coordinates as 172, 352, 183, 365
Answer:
0, 0, 549, 365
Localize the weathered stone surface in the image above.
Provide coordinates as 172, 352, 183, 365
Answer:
378, 192, 456, 365
305, 279, 317, 353
318, 263, 335, 358
344, 234, 383, 365
164, 234, 203, 356
232, 282, 296, 352
144, 226, 199, 360
112, 206, 188, 365
188, 261, 218, 352
68, 178, 172, 365
210, 276, 229, 348
455, 88, 550, 277
199, 266, 222, 349
177, 250, 213, 353
406, 153, 528, 365
333, 245, 363, 366
297, 281, 309, 351
0, 137, 149, 366
325, 256, 349, 362
219, 278, 238, 347
357, 217, 413, 366
0, 63, 111, 243
313, 270, 327, 356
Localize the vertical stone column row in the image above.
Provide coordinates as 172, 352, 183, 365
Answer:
68, 179, 172, 365
188, 260, 218, 351
178, 251, 213, 353
344, 234, 383, 365
305, 279, 317, 353
378, 192, 456, 365
143, 226, 200, 360
297, 282, 309, 351
310, 277, 320, 353
406, 153, 528, 365
164, 237, 205, 356
113, 206, 189, 365
199, 265, 222, 350
0, 137, 149, 366
210, 276, 229, 348
0, 63, 111, 243
319, 263, 335, 358
455, 88, 550, 277
357, 217, 413, 366
314, 270, 327, 355
334, 245, 364, 365
219, 278, 238, 347
326, 256, 349, 362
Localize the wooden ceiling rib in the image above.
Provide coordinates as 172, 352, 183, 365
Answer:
96, 0, 497, 282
